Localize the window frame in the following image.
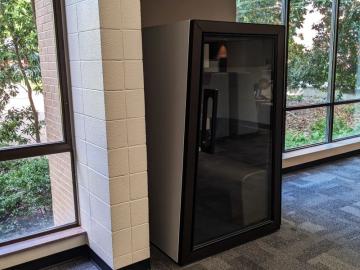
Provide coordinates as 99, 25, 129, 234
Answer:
283, 0, 360, 152
0, 0, 79, 247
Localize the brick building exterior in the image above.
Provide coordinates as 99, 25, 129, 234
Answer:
34, 0, 75, 226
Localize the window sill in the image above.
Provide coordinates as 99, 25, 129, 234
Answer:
0, 227, 86, 258
282, 137, 360, 168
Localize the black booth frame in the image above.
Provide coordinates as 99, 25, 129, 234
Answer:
178, 20, 285, 265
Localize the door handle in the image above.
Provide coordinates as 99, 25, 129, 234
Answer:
201, 89, 218, 154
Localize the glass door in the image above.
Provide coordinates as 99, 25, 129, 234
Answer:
179, 21, 284, 265
193, 34, 276, 247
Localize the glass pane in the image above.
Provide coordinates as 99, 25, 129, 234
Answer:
285, 107, 328, 150
286, 0, 332, 107
334, 0, 360, 101
333, 103, 360, 139
193, 34, 275, 246
0, 153, 75, 243
0, 0, 64, 149
236, 0, 283, 25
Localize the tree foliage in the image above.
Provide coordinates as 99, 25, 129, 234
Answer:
0, 157, 52, 241
0, 0, 43, 146
237, 0, 360, 96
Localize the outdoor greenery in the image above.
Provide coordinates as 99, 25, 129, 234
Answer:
237, 0, 360, 149
0, 157, 52, 242
0, 0, 52, 242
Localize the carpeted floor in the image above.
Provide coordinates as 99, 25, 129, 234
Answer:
44, 156, 360, 270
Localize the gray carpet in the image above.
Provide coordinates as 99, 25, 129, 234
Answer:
45, 156, 360, 270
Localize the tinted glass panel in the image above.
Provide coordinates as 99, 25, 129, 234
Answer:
236, 0, 283, 25
286, 0, 332, 106
334, 0, 360, 101
0, 0, 64, 149
285, 107, 328, 150
193, 34, 275, 246
333, 103, 360, 139
0, 153, 75, 243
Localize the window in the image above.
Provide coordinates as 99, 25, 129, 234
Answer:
236, 0, 360, 151
0, 0, 77, 245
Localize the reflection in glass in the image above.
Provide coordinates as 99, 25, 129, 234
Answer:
333, 103, 360, 139
0, 153, 75, 243
335, 0, 360, 101
0, 0, 63, 149
193, 35, 275, 246
286, 0, 332, 106
285, 107, 328, 150
236, 0, 283, 25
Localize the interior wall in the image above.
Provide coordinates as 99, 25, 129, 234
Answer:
141, 0, 236, 28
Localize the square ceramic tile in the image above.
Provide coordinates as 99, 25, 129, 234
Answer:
79, 30, 102, 60
111, 202, 131, 231
108, 147, 129, 177
128, 145, 147, 173
77, 0, 100, 31
110, 175, 130, 204
72, 87, 84, 113
126, 117, 146, 146
81, 61, 104, 90
113, 228, 132, 256
86, 142, 109, 176
88, 240, 114, 268
90, 194, 112, 230
85, 117, 107, 148
131, 224, 149, 252
78, 186, 90, 215
101, 29, 124, 60
123, 30, 142, 60
73, 113, 85, 139
105, 91, 126, 120
125, 89, 145, 118
130, 172, 148, 200
120, 0, 141, 29
114, 253, 132, 269
88, 167, 110, 203
69, 61, 82, 88
75, 137, 87, 164
107, 120, 128, 149
80, 209, 91, 232
132, 247, 150, 263
83, 89, 106, 119
99, 0, 122, 29
68, 33, 80, 61
90, 219, 113, 255
124, 61, 144, 89
65, 4, 78, 34
103, 61, 125, 90
130, 198, 148, 226
76, 163, 89, 189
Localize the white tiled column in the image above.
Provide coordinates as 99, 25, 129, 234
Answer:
65, 0, 149, 269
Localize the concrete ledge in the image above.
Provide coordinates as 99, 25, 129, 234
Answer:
0, 227, 86, 269
283, 137, 360, 169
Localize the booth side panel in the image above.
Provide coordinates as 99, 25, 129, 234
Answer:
142, 21, 190, 262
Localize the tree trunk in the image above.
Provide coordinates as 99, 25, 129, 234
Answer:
13, 39, 41, 143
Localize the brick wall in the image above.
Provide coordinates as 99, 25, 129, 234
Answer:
34, 0, 75, 226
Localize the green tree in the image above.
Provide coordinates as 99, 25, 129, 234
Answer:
0, 0, 43, 146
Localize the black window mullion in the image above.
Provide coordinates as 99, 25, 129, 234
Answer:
282, 0, 290, 152
0, 142, 72, 162
327, 0, 341, 143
